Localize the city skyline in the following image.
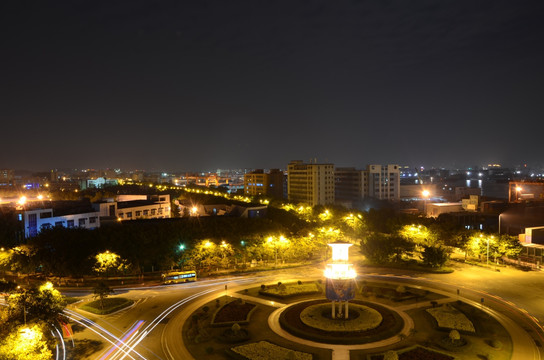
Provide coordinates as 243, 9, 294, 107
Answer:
2, 1, 544, 171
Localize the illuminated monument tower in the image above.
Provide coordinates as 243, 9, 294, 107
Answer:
324, 242, 357, 319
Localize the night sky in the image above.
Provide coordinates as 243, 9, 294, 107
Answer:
2, 1, 544, 171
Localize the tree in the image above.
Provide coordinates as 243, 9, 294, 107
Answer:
5, 282, 65, 328
389, 234, 415, 262
494, 234, 523, 260
421, 245, 450, 268
94, 251, 130, 278
171, 200, 181, 218
93, 282, 114, 310
0, 323, 53, 360
360, 233, 396, 263
399, 224, 437, 247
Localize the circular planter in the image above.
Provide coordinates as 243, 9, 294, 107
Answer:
279, 299, 405, 345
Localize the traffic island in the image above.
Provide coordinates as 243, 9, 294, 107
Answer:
78, 297, 134, 315
279, 299, 404, 345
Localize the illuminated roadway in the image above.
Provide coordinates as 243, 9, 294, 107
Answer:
62, 262, 544, 360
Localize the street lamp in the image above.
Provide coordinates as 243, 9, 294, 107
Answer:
515, 186, 522, 201
422, 190, 430, 215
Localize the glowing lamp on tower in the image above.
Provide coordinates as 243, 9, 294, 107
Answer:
324, 242, 357, 319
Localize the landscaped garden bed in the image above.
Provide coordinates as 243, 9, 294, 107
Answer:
426, 303, 475, 332
368, 346, 454, 360
258, 281, 321, 299
212, 298, 257, 326
227, 340, 313, 360
360, 282, 435, 303
300, 302, 382, 332
279, 299, 404, 345
79, 297, 134, 315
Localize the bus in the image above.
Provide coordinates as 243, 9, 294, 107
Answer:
162, 270, 197, 284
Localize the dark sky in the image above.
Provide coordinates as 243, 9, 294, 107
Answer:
2, 1, 544, 172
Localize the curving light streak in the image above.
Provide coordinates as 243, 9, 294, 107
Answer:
51, 330, 59, 360
100, 320, 145, 360
112, 288, 218, 360
53, 326, 66, 360
63, 278, 257, 360
63, 312, 140, 360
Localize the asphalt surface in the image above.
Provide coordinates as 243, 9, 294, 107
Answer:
62, 261, 544, 360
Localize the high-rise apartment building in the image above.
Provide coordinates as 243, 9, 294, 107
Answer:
287, 160, 334, 206
244, 169, 284, 198
335, 167, 364, 204
334, 164, 400, 205
364, 164, 400, 201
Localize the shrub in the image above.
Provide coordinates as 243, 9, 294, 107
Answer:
297, 280, 302, 285
202, 306, 209, 313
449, 330, 460, 342
489, 339, 502, 349
244, 289, 249, 294
261, 284, 266, 290
384, 350, 399, 360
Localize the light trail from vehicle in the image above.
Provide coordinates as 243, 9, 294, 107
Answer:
110, 288, 218, 360
63, 310, 143, 360
52, 325, 66, 360
100, 320, 145, 360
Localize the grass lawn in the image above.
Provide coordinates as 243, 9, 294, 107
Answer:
360, 260, 454, 274
238, 281, 323, 302
79, 297, 134, 315
63, 296, 81, 305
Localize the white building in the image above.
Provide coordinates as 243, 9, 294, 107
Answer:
288, 160, 335, 206
425, 202, 463, 218
364, 165, 400, 201
92, 194, 171, 220
23, 208, 100, 238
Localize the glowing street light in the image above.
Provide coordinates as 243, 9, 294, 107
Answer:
515, 186, 522, 201
422, 190, 430, 215
191, 206, 198, 216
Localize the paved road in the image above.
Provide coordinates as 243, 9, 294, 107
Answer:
64, 261, 544, 360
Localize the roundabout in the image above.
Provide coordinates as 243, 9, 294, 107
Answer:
165, 245, 542, 360
278, 299, 405, 345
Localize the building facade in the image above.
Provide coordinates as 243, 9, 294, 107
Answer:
93, 194, 171, 220
508, 181, 544, 203
335, 167, 364, 205
23, 208, 100, 238
364, 165, 400, 201
287, 160, 334, 206
244, 169, 284, 198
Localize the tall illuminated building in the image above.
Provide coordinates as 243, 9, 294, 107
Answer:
287, 160, 334, 206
